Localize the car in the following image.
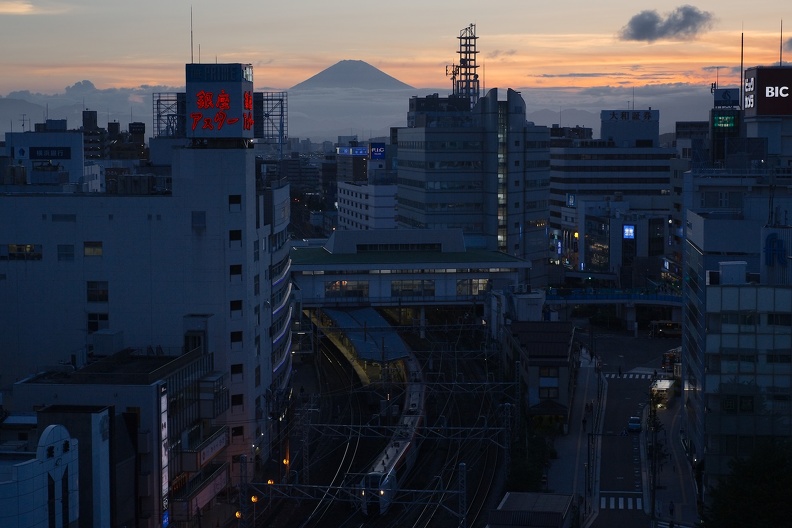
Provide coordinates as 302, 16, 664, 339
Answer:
628, 416, 642, 432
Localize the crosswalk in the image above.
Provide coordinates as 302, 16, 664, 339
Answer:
599, 494, 643, 510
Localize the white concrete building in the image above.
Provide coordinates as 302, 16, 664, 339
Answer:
0, 424, 79, 528
337, 180, 397, 230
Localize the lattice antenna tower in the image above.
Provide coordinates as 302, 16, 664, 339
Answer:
446, 24, 480, 108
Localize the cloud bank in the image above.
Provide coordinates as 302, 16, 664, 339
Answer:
619, 5, 714, 43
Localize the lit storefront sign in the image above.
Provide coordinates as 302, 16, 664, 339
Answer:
160, 383, 170, 525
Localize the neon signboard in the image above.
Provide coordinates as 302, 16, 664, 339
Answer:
186, 64, 254, 139
370, 143, 386, 160
623, 225, 635, 239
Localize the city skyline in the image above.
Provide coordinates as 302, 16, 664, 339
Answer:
0, 1, 789, 96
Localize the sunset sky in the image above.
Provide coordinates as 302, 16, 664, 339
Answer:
1, 1, 790, 96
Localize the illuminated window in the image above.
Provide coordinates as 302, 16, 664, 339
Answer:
1, 244, 43, 260
84, 241, 103, 256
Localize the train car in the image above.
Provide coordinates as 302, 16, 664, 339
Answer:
360, 354, 425, 516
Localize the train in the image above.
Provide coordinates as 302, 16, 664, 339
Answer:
359, 353, 425, 515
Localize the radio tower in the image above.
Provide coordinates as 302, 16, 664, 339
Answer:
446, 24, 480, 109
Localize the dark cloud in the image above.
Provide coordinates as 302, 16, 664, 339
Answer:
487, 49, 517, 59
619, 5, 714, 43
785, 37, 792, 52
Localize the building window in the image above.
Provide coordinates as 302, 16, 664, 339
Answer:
230, 299, 242, 316
768, 313, 792, 326
0, 244, 43, 261
254, 274, 260, 296
230, 331, 243, 346
253, 240, 260, 262
539, 367, 559, 377
230, 264, 242, 278
57, 244, 75, 261
539, 387, 559, 399
255, 365, 261, 387
84, 241, 103, 256
229, 194, 242, 211
87, 312, 109, 333
87, 281, 109, 302
231, 394, 244, 407
231, 426, 244, 437
229, 229, 242, 245
231, 364, 243, 382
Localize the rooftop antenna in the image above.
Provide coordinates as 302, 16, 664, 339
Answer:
781, 20, 784, 66
740, 30, 744, 108
191, 6, 194, 63
446, 23, 480, 109
19, 113, 26, 131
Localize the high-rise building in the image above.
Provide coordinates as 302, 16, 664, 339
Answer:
0, 63, 293, 526
396, 88, 551, 285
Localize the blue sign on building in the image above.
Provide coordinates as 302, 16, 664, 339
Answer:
764, 232, 787, 267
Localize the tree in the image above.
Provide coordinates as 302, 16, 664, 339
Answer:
705, 440, 792, 528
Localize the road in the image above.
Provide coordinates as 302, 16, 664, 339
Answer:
589, 331, 682, 528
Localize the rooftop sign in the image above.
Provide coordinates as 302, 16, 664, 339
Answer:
185, 64, 254, 139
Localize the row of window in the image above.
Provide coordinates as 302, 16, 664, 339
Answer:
0, 242, 103, 261
300, 267, 511, 275
323, 279, 489, 298
707, 312, 792, 331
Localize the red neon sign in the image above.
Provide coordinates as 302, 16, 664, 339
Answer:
190, 89, 252, 132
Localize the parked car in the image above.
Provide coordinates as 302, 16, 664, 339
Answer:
628, 416, 642, 432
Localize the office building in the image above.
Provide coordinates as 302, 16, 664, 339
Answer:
681, 65, 792, 503
548, 109, 679, 287
397, 88, 551, 286
0, 63, 293, 527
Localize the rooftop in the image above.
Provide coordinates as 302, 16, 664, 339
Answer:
20, 347, 204, 386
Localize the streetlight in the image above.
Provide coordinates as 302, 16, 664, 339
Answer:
251, 495, 258, 527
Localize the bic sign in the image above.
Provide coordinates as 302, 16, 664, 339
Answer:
744, 67, 792, 116
766, 86, 789, 98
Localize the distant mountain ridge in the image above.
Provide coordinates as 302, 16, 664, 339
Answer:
290, 60, 414, 91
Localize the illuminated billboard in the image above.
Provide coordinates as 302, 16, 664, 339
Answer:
744, 66, 792, 117
336, 146, 369, 156
623, 225, 635, 239
713, 88, 739, 108
186, 64, 254, 139
370, 143, 386, 160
